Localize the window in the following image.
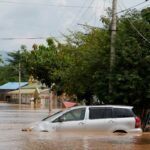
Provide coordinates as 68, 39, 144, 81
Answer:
113, 108, 134, 118
53, 108, 85, 122
42, 111, 63, 121
89, 107, 112, 119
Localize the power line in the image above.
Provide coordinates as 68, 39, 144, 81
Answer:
75, 0, 95, 25
93, 0, 98, 27
118, 1, 150, 44
77, 23, 102, 29
0, 37, 48, 41
128, 20, 150, 44
65, 0, 91, 29
86, 0, 107, 26
103, 0, 107, 11
116, 0, 149, 14
0, 0, 97, 8
80, 0, 98, 25
1, 0, 148, 10
135, 2, 150, 11
0, 37, 45, 40
0, 36, 63, 40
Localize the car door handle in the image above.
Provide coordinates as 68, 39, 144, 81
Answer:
79, 122, 85, 125
109, 120, 114, 123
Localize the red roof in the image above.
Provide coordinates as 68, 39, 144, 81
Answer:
63, 101, 77, 108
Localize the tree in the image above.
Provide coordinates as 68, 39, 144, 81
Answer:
113, 9, 150, 109
14, 8, 150, 110
22, 38, 60, 87
53, 29, 111, 104
141, 7, 150, 24
0, 45, 29, 84
0, 54, 3, 65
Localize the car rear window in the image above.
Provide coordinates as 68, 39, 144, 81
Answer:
89, 107, 112, 119
113, 108, 135, 118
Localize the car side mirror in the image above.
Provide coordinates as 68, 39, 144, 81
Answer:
58, 117, 65, 122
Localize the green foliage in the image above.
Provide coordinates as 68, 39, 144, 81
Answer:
46, 29, 110, 104
0, 8, 149, 109
0, 54, 3, 65
141, 7, 150, 24
0, 65, 16, 84
0, 45, 29, 84
113, 9, 150, 107
22, 38, 60, 87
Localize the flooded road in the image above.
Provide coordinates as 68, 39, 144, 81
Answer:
0, 103, 150, 150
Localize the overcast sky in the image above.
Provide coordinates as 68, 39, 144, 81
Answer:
0, 0, 149, 52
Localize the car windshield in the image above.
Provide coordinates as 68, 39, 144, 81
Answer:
42, 111, 63, 121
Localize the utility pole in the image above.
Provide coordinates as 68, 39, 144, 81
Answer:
19, 62, 21, 107
49, 89, 53, 113
49, 83, 55, 113
109, 0, 117, 94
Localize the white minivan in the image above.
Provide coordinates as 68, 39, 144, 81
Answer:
28, 105, 142, 133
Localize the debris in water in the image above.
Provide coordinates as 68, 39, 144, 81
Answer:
22, 128, 32, 132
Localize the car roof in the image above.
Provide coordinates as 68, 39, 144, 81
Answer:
69, 105, 133, 110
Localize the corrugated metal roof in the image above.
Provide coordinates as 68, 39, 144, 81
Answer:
7, 89, 35, 94
22, 82, 46, 89
7, 88, 49, 94
0, 82, 28, 90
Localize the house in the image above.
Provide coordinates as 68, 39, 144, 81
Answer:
6, 82, 48, 105
5, 81, 61, 109
0, 80, 77, 109
0, 82, 28, 102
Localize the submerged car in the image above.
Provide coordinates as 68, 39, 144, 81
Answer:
28, 105, 142, 133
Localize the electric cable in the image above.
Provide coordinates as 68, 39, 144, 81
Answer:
116, 0, 149, 14
118, 1, 150, 44
0, 0, 96, 8
74, 0, 95, 27
0, 36, 63, 40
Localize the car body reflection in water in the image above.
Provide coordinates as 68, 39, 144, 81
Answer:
0, 103, 149, 150
20, 132, 149, 150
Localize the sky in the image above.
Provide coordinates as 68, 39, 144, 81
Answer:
0, 0, 149, 54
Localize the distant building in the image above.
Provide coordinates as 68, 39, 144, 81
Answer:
0, 82, 28, 102
0, 78, 77, 109
7, 82, 48, 105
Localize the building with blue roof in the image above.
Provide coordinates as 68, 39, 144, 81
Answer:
0, 81, 51, 108
0, 82, 28, 90
0, 81, 60, 109
0, 82, 28, 102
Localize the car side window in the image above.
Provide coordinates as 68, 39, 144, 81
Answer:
53, 108, 86, 122
113, 108, 134, 118
89, 107, 112, 119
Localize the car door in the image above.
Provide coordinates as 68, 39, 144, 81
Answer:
86, 107, 113, 131
52, 108, 86, 131
111, 108, 135, 131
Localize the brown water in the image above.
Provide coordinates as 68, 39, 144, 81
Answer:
0, 103, 150, 150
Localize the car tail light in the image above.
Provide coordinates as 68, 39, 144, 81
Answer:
135, 116, 141, 128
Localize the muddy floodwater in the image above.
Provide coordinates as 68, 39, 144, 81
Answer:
0, 103, 150, 150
